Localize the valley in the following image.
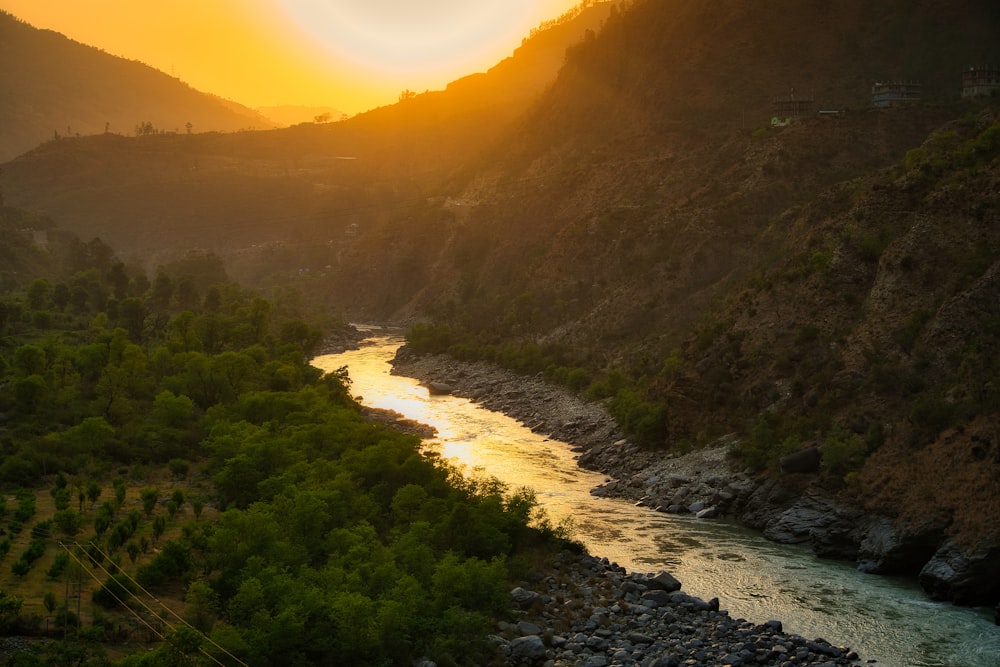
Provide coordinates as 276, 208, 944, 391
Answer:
1, 0, 1000, 663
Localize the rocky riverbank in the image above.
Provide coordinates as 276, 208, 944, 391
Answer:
389, 347, 1000, 614
493, 549, 861, 667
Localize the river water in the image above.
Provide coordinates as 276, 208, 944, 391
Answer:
313, 331, 1000, 667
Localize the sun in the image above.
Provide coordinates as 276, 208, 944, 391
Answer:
275, 0, 542, 76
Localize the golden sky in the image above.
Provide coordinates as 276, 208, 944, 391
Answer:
0, 0, 584, 114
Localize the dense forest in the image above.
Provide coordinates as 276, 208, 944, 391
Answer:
0, 205, 572, 666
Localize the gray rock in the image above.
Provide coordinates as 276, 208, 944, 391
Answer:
508, 635, 547, 664
856, 516, 944, 575
511, 587, 541, 609
645, 571, 682, 592
695, 506, 718, 519
779, 446, 822, 474
918, 540, 1000, 605
640, 589, 673, 607
426, 381, 454, 395
627, 631, 655, 645
517, 620, 542, 636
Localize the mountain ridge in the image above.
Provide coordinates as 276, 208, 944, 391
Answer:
0, 10, 275, 162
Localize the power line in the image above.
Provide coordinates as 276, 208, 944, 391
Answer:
60, 541, 247, 667
60, 543, 165, 642
79, 539, 248, 667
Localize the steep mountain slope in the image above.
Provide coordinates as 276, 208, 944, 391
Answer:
0, 4, 612, 264
0, 11, 273, 162
293, 0, 1000, 601
367, 0, 999, 339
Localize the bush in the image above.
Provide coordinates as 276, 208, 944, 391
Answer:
137, 540, 191, 589
609, 389, 668, 447
405, 323, 454, 354
168, 458, 190, 479
92, 574, 139, 609
822, 431, 868, 478
565, 367, 591, 392
739, 413, 779, 472
47, 552, 69, 580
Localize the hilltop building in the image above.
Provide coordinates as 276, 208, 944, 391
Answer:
962, 66, 1000, 98
872, 81, 922, 108
771, 91, 813, 126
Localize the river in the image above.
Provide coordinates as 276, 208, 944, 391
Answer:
313, 330, 1000, 667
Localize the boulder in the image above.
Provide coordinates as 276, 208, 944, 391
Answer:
516, 620, 542, 636
645, 571, 682, 592
856, 516, 944, 575
918, 540, 1000, 605
763, 495, 863, 558
640, 589, 673, 607
426, 382, 453, 395
763, 497, 839, 544
736, 479, 801, 530
511, 587, 540, 609
779, 445, 822, 474
508, 635, 547, 664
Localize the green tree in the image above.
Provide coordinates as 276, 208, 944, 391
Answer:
43, 590, 57, 616
13, 375, 47, 412
107, 262, 129, 300
52, 282, 71, 310
117, 297, 147, 342
86, 480, 102, 504
183, 581, 218, 633
53, 509, 83, 537
153, 391, 196, 429
0, 591, 24, 632
152, 515, 167, 541
151, 271, 174, 311
60, 417, 115, 462
141, 488, 159, 516
13, 344, 47, 376
26, 278, 52, 310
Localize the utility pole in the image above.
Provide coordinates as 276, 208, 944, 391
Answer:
62, 543, 69, 639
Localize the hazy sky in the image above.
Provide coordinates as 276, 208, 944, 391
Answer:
0, 0, 583, 113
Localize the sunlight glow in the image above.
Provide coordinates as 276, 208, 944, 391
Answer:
0, 0, 584, 113
276, 0, 539, 75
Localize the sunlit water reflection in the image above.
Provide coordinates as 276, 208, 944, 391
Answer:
313, 330, 1000, 667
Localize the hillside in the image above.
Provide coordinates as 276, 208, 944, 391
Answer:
1, 0, 1000, 604
0, 3, 613, 269
0, 11, 273, 162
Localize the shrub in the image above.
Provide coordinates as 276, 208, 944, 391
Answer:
46, 552, 69, 580
92, 574, 139, 609
168, 458, 190, 479
822, 431, 868, 478
609, 389, 668, 447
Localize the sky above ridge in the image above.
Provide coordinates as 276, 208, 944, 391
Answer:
0, 0, 583, 114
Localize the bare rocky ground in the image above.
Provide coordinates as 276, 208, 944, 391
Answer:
494, 550, 861, 667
